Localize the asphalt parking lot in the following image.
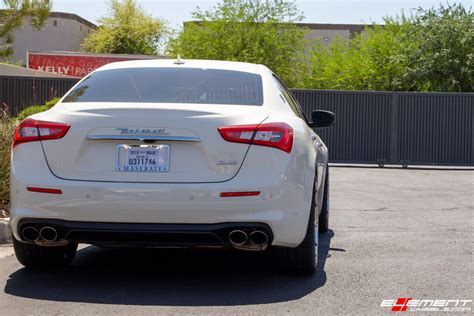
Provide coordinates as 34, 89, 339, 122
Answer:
0, 167, 472, 315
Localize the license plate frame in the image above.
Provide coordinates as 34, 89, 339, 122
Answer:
115, 144, 170, 173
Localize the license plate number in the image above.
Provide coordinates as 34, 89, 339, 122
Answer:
116, 145, 170, 172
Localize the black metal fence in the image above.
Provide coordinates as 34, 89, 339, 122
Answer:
0, 76, 79, 116
292, 89, 473, 166
1, 76, 472, 166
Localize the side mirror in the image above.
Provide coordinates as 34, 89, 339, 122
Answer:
310, 110, 335, 128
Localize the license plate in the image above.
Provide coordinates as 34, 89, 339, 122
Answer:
116, 145, 170, 172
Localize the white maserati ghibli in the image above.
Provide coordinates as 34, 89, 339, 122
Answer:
10, 59, 334, 274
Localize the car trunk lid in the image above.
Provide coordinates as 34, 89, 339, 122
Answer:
40, 103, 268, 183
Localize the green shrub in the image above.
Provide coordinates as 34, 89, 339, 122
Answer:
0, 109, 17, 205
16, 97, 60, 121
16, 105, 50, 121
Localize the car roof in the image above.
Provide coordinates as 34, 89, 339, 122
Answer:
97, 59, 262, 74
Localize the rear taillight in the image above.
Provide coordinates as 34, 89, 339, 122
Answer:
13, 118, 70, 148
218, 122, 293, 153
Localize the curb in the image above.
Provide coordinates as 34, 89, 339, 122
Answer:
0, 218, 12, 244
329, 163, 474, 171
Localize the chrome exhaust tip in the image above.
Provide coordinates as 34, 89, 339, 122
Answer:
228, 230, 248, 246
39, 226, 58, 241
21, 227, 39, 242
249, 231, 268, 246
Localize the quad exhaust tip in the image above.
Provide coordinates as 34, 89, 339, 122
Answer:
21, 227, 39, 242
229, 229, 269, 250
249, 231, 269, 246
228, 230, 248, 246
39, 226, 58, 241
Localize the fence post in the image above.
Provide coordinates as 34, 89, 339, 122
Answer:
390, 92, 399, 164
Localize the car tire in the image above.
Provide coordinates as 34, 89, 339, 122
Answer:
318, 168, 329, 233
13, 235, 78, 268
272, 175, 317, 275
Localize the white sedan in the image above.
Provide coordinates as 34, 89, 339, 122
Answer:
10, 59, 334, 274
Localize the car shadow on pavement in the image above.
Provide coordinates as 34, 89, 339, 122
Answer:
4, 229, 335, 306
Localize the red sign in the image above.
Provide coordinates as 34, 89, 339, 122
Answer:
28, 52, 157, 77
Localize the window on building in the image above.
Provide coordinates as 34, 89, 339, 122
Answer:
53, 20, 57, 27
80, 25, 82, 31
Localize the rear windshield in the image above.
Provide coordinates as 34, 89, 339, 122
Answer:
62, 67, 263, 106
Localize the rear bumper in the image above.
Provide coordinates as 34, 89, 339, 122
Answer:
16, 219, 273, 248
10, 181, 308, 247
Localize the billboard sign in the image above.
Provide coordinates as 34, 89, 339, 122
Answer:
27, 51, 165, 78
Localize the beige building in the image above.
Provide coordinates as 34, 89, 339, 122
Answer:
4, 15, 370, 65
2, 11, 96, 64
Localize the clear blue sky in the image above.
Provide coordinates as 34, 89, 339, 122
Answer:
48, 0, 471, 28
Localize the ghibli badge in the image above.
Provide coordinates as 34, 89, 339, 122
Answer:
216, 160, 238, 166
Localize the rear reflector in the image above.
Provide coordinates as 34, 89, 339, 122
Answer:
218, 122, 293, 153
13, 118, 70, 148
220, 191, 260, 197
27, 187, 62, 194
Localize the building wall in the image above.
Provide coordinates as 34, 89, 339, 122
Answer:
306, 29, 351, 47
297, 23, 368, 47
9, 14, 95, 64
